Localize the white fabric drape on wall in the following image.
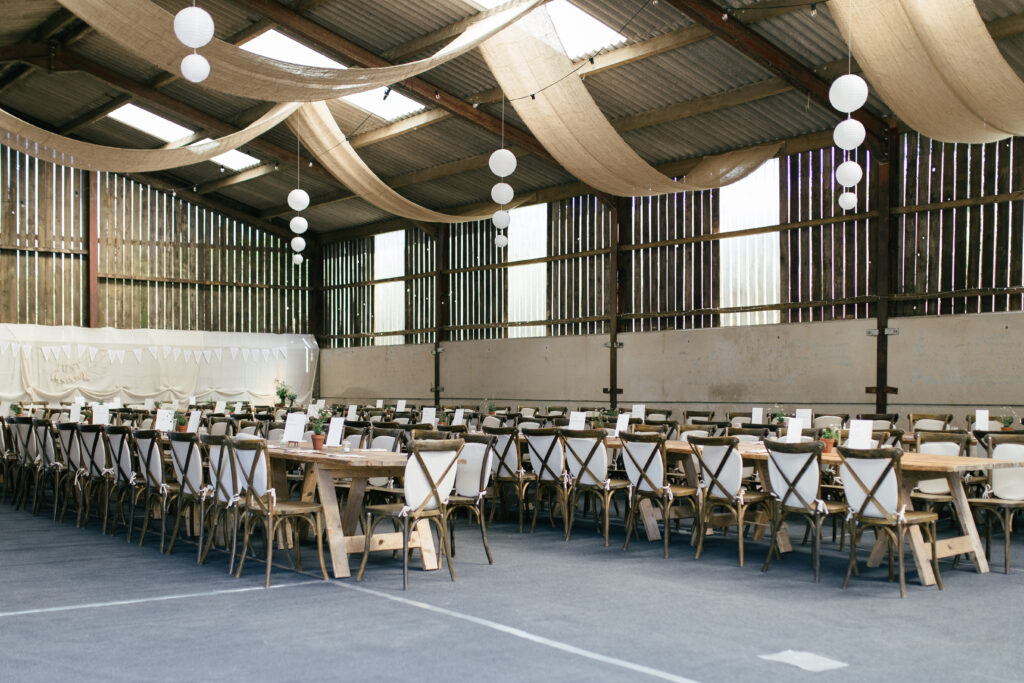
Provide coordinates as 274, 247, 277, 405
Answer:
0, 324, 317, 405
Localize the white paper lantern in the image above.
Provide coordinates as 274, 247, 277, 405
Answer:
835, 160, 863, 187
290, 216, 308, 234
180, 53, 210, 83
838, 191, 857, 210
290, 236, 306, 252
494, 234, 508, 248
488, 148, 517, 177
829, 74, 869, 113
292, 253, 304, 265
287, 188, 310, 212
491, 182, 513, 205
174, 6, 215, 49
492, 210, 510, 229
833, 118, 866, 151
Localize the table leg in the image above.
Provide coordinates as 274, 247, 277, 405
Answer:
639, 499, 661, 541
866, 478, 936, 585
945, 471, 989, 574
314, 464, 350, 579
415, 519, 439, 570
341, 479, 367, 536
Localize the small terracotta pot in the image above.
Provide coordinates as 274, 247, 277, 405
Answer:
1002, 426, 1014, 432
311, 433, 326, 450
822, 438, 835, 453
176, 424, 187, 433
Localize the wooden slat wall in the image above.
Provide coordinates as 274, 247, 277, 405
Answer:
547, 195, 610, 336
448, 219, 505, 340
779, 146, 873, 322
405, 227, 436, 345
321, 235, 373, 347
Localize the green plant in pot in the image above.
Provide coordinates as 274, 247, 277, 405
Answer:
820, 426, 839, 452
287, 392, 297, 408
771, 404, 786, 425
175, 412, 188, 432
1000, 411, 1015, 431
11, 403, 23, 416
274, 379, 291, 407
309, 414, 328, 450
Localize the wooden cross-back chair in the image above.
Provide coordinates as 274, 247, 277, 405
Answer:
199, 434, 245, 573
208, 417, 236, 437
444, 433, 497, 564
968, 433, 1024, 573
619, 432, 699, 558
561, 428, 629, 546
357, 439, 463, 590
835, 445, 942, 598
522, 427, 569, 537
30, 419, 62, 518
761, 439, 847, 581
76, 424, 110, 529
233, 436, 328, 587
856, 413, 900, 430
683, 410, 714, 424
133, 429, 177, 553
908, 413, 953, 433
911, 430, 969, 514
0, 418, 16, 504
54, 422, 84, 524
688, 435, 770, 566
103, 425, 141, 539
166, 431, 211, 561
485, 425, 536, 532
9, 417, 35, 510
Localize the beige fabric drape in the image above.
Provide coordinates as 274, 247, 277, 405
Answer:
0, 102, 299, 172
829, 0, 1013, 143
58, 0, 542, 102
290, 102, 500, 223
478, 7, 780, 196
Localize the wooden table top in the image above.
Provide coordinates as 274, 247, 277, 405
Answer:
266, 443, 408, 468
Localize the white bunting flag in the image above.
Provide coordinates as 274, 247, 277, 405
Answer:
62, 344, 72, 359
214, 348, 222, 361
77, 344, 87, 358
261, 348, 270, 361
115, 350, 126, 364
0, 341, 9, 355
230, 348, 239, 361
203, 350, 212, 364
242, 348, 251, 362
88, 346, 98, 361
11, 343, 20, 356
107, 349, 117, 363
172, 347, 181, 361
183, 349, 193, 363
281, 347, 288, 359
163, 345, 172, 359
148, 346, 159, 359
132, 348, 143, 363
272, 348, 281, 360
42, 346, 53, 361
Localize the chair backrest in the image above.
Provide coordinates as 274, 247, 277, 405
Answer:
237, 419, 260, 436
683, 410, 714, 424
561, 428, 609, 487
728, 427, 768, 443
836, 446, 902, 521
32, 419, 58, 468
209, 417, 235, 436
483, 425, 520, 479
138, 416, 155, 430
454, 434, 496, 498
633, 423, 669, 435
764, 439, 824, 511
987, 434, 1024, 501
619, 432, 666, 494
517, 419, 541, 432
910, 413, 953, 432
342, 425, 365, 449
688, 435, 742, 500
103, 425, 135, 484
10, 417, 34, 465
56, 422, 83, 471
201, 434, 241, 504
856, 413, 899, 429
914, 430, 969, 494
546, 406, 567, 417
523, 427, 565, 482
231, 436, 272, 512
518, 406, 538, 418
813, 414, 847, 429
677, 424, 711, 443
368, 427, 402, 452
404, 439, 463, 514
481, 415, 503, 429
167, 432, 206, 497
133, 429, 164, 489
267, 428, 285, 442
77, 424, 108, 477
727, 412, 752, 428
411, 430, 446, 441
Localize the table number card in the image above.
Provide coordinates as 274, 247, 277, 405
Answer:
74, 395, 85, 405
375, 399, 384, 409
422, 407, 437, 427
307, 403, 320, 417
154, 409, 175, 432
189, 396, 197, 406
233, 402, 243, 413
69, 403, 82, 423
111, 397, 122, 408
568, 411, 587, 430
975, 409, 990, 430
751, 407, 764, 424
144, 398, 155, 410
785, 418, 804, 444
396, 399, 407, 412
326, 417, 345, 447
453, 409, 465, 427
187, 409, 202, 433
283, 412, 308, 443
796, 409, 813, 425
214, 400, 226, 414
631, 404, 646, 421
0, 401, 9, 417
847, 419, 873, 449
614, 412, 631, 437
317, 399, 326, 408
347, 404, 358, 420
93, 405, 110, 426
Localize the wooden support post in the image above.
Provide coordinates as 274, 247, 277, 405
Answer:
604, 197, 630, 410
309, 243, 324, 343
434, 224, 449, 407
872, 123, 900, 412
87, 171, 100, 328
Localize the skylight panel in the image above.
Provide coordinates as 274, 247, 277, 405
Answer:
207, 144, 261, 172
107, 103, 193, 143
472, 0, 625, 60
344, 88, 425, 121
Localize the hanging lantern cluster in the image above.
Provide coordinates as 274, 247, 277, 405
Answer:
173, 5, 214, 83
288, 134, 310, 265
829, 73, 869, 211
489, 148, 516, 248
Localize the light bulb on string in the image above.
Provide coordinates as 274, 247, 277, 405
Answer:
492, 210, 510, 229
491, 182, 513, 206
838, 191, 857, 211
290, 236, 306, 252
292, 253, 304, 265
833, 117, 865, 150
494, 234, 508, 248
174, 6, 214, 49
180, 53, 210, 83
287, 189, 309, 211
290, 216, 308, 234
489, 149, 517, 177
829, 74, 869, 113
835, 160, 863, 187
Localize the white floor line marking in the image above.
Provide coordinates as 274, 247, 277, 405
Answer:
0, 579, 323, 618
332, 582, 699, 683
759, 650, 848, 672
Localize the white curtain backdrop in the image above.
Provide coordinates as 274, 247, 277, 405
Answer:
0, 324, 317, 405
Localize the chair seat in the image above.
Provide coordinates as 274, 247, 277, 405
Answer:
911, 491, 953, 503
707, 489, 769, 505
781, 499, 847, 515
495, 472, 537, 482
365, 502, 442, 518
245, 499, 322, 516
968, 497, 1024, 508
575, 478, 630, 490
447, 493, 486, 506
856, 509, 939, 525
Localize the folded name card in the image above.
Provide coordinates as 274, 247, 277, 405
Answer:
568, 411, 586, 430
847, 419, 873, 449
796, 408, 813, 425
283, 412, 308, 443
396, 399, 407, 412
375, 399, 384, 408
614, 413, 630, 437
326, 417, 345, 447
187, 409, 202, 433
453, 409, 465, 426
214, 401, 226, 413
347, 404, 358, 420
785, 418, 804, 443
422, 407, 437, 427
975, 409, 990, 430
751, 407, 764, 424
631, 404, 646, 420
93, 405, 111, 426
154, 409, 175, 432
69, 404, 82, 423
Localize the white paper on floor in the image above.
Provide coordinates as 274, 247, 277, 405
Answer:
759, 650, 848, 672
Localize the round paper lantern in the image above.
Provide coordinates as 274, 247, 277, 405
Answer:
290, 216, 308, 234
174, 6, 215, 49
494, 234, 508, 248
287, 188, 310, 212
492, 210, 510, 229
829, 74, 869, 113
491, 182, 513, 205
488, 148, 517, 177
290, 236, 306, 252
835, 160, 863, 187
833, 118, 866, 150
838, 191, 857, 210
180, 53, 210, 83
292, 253, 304, 265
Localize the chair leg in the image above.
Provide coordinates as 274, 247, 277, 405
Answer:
622, 499, 637, 551
694, 503, 708, 560
434, 516, 456, 583
402, 517, 410, 590
565, 489, 577, 541
314, 513, 328, 580
449, 512, 456, 558
356, 513, 375, 582
842, 521, 858, 590
166, 500, 185, 555
931, 521, 943, 590
197, 500, 207, 565
126, 488, 136, 543
813, 515, 824, 582
265, 514, 274, 588
477, 502, 493, 564
662, 498, 671, 559
761, 508, 780, 573
228, 507, 239, 576
737, 503, 746, 567
896, 526, 907, 599
159, 496, 169, 553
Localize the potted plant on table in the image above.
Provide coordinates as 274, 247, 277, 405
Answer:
309, 414, 328, 450
771, 404, 786, 426
820, 426, 839, 453
11, 403, 23, 417
175, 412, 188, 433
999, 413, 1015, 432
274, 379, 290, 408
287, 392, 297, 409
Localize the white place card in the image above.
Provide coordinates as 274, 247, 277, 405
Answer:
785, 418, 804, 444
111, 396, 122, 408
568, 411, 586, 430
67, 404, 81, 422
751, 407, 764, 424
796, 409, 813, 425
214, 400, 226, 414
316, 399, 326, 408
307, 403, 321, 417
375, 399, 384, 408
144, 398, 155, 410
396, 399, 407, 412
975, 409, 990, 430
631, 404, 646, 420
847, 419, 873, 449
614, 412, 631, 437
283, 412, 308, 443
233, 402, 243, 413
93, 405, 110, 426
0, 401, 9, 417
189, 395, 197, 406
452, 409, 465, 427
326, 417, 345, 447
154, 409, 175, 432
347, 404, 358, 421
187, 409, 202, 433
422, 407, 437, 427
74, 395, 85, 405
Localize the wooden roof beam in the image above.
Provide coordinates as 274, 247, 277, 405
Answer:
196, 162, 280, 194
